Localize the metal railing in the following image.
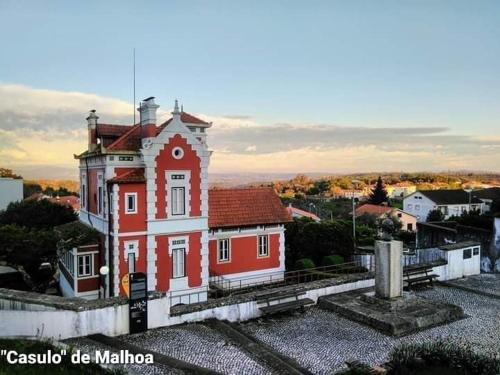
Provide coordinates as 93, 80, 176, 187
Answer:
169, 286, 209, 307
210, 260, 371, 296
402, 248, 446, 268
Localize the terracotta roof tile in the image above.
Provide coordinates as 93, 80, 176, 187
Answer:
106, 125, 142, 151
96, 123, 133, 137
157, 112, 210, 134
108, 168, 145, 184
208, 188, 291, 228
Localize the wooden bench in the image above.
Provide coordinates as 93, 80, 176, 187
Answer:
403, 266, 438, 289
260, 298, 315, 315
256, 288, 314, 315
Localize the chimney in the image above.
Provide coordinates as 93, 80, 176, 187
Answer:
87, 110, 98, 152
171, 99, 181, 119
139, 97, 159, 139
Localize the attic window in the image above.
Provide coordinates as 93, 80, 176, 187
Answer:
119, 156, 134, 161
172, 147, 184, 160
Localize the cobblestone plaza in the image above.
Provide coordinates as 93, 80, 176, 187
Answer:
66, 276, 500, 374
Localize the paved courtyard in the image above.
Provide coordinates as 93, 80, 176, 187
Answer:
121, 322, 267, 375
241, 285, 500, 374
446, 273, 500, 297
65, 275, 500, 374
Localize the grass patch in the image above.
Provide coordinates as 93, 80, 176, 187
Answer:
0, 339, 123, 375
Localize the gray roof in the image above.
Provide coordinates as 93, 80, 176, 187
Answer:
439, 241, 480, 251
418, 189, 483, 205
474, 187, 500, 201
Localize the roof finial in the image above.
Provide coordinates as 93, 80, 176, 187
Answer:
172, 99, 180, 115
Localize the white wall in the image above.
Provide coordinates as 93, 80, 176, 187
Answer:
0, 178, 23, 211
404, 192, 485, 222
0, 277, 374, 340
403, 193, 436, 222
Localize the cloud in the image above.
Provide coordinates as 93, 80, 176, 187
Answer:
0, 83, 499, 179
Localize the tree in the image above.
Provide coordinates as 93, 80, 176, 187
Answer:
368, 176, 389, 205
427, 209, 445, 222
0, 168, 22, 179
23, 182, 42, 199
285, 218, 354, 269
0, 199, 77, 229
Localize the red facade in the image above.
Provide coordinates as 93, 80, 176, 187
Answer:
61, 98, 291, 301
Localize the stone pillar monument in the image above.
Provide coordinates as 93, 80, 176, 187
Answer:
375, 218, 403, 299
375, 239, 403, 299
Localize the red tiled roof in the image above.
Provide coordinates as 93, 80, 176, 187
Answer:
157, 112, 210, 133
108, 168, 145, 184
107, 124, 142, 151
179, 112, 210, 125
96, 123, 133, 137
208, 188, 292, 228
355, 204, 392, 217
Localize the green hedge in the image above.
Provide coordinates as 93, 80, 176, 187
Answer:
322, 255, 345, 266
294, 258, 315, 270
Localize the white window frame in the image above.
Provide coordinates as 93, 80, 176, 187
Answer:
77, 254, 92, 277
166, 171, 191, 219
109, 192, 113, 212
171, 187, 186, 216
81, 183, 86, 209
258, 235, 269, 258
125, 192, 137, 214
172, 248, 185, 278
218, 238, 230, 263
127, 252, 136, 274
97, 186, 103, 215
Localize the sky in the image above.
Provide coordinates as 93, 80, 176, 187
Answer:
1, 0, 500, 179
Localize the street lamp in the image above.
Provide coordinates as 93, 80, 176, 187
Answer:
351, 179, 362, 249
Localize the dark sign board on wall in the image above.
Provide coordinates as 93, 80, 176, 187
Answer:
129, 272, 148, 334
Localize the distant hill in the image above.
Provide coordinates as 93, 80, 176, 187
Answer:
24, 179, 79, 194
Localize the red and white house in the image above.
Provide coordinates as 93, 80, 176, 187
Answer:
59, 98, 291, 301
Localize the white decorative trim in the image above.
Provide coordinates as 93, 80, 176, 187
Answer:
149, 217, 208, 235
210, 267, 284, 281
209, 226, 283, 240
118, 231, 148, 237
200, 230, 209, 286
112, 184, 120, 297
278, 227, 286, 271
168, 235, 189, 256
146, 234, 157, 291
124, 240, 139, 260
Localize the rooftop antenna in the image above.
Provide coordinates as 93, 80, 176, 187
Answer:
133, 48, 136, 125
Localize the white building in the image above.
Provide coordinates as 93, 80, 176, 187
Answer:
0, 178, 23, 210
403, 189, 484, 222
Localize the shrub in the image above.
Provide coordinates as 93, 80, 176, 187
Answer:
322, 255, 345, 266
295, 258, 315, 270
386, 340, 500, 375
0, 199, 77, 229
